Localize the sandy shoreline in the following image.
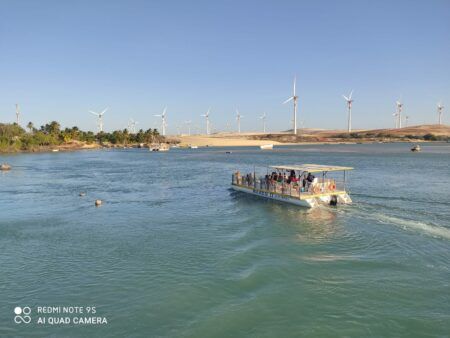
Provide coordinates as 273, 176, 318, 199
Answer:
177, 135, 288, 147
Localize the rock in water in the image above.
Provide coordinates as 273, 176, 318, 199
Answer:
1, 163, 11, 171
95, 199, 102, 206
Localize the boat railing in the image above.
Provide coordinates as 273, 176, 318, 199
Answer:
232, 173, 345, 198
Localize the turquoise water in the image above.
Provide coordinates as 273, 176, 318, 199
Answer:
1, 143, 449, 337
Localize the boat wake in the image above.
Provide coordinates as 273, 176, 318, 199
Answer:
352, 192, 450, 207
374, 213, 450, 240
350, 204, 450, 240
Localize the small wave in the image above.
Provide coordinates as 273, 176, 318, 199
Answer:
300, 254, 357, 262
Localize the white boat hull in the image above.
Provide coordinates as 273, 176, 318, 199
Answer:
231, 184, 351, 208
260, 144, 273, 150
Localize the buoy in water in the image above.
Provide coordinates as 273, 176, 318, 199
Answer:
95, 199, 102, 206
79, 192, 86, 197
1, 163, 11, 171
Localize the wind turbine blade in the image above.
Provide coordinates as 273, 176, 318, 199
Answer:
283, 97, 293, 104
342, 95, 349, 101
90, 111, 99, 116
349, 90, 353, 100
101, 107, 109, 114
293, 76, 296, 96
154, 114, 161, 117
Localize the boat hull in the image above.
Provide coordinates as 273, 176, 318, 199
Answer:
231, 184, 351, 208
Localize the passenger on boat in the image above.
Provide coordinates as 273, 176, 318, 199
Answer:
302, 175, 307, 189
287, 170, 297, 184
235, 171, 241, 185
277, 174, 283, 183
264, 175, 270, 189
301, 172, 315, 191
246, 173, 253, 186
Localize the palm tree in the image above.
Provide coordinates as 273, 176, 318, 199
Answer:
27, 121, 34, 133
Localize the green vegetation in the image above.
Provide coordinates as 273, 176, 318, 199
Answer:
332, 132, 448, 142
0, 121, 164, 153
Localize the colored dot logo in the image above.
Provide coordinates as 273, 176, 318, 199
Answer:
14, 306, 31, 324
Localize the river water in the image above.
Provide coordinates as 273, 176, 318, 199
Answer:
1, 143, 449, 337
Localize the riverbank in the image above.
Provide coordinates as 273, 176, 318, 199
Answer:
0, 140, 101, 154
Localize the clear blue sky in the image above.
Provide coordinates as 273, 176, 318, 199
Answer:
0, 0, 449, 133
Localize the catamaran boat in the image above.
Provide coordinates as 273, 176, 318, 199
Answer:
231, 164, 353, 208
411, 144, 421, 152
149, 143, 170, 152
260, 144, 274, 150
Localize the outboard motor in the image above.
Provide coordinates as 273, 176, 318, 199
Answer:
330, 195, 338, 206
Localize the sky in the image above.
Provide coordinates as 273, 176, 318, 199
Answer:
0, 0, 449, 133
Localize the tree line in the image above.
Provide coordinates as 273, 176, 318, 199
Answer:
0, 121, 164, 152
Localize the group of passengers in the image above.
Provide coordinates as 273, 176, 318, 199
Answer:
235, 170, 316, 193
263, 170, 315, 190
241, 173, 254, 186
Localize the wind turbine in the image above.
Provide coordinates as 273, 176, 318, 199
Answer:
15, 104, 20, 125
259, 113, 267, 133
282, 76, 299, 135
201, 108, 211, 135
342, 90, 354, 133
154, 107, 167, 136
404, 115, 409, 127
392, 112, 399, 128
396, 98, 403, 129
89, 107, 108, 132
184, 120, 192, 135
437, 102, 444, 125
236, 109, 244, 134
128, 118, 138, 133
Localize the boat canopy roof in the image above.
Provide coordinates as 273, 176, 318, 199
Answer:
269, 164, 353, 173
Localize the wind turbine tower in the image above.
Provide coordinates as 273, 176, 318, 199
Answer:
154, 107, 167, 136
184, 120, 192, 135
201, 108, 211, 135
259, 113, 267, 133
342, 90, 354, 133
396, 99, 403, 129
404, 115, 409, 127
15, 104, 21, 125
128, 118, 138, 133
437, 102, 444, 125
283, 76, 299, 135
392, 112, 399, 128
89, 107, 108, 132
236, 109, 244, 134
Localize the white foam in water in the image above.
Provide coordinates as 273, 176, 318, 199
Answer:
376, 213, 450, 240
